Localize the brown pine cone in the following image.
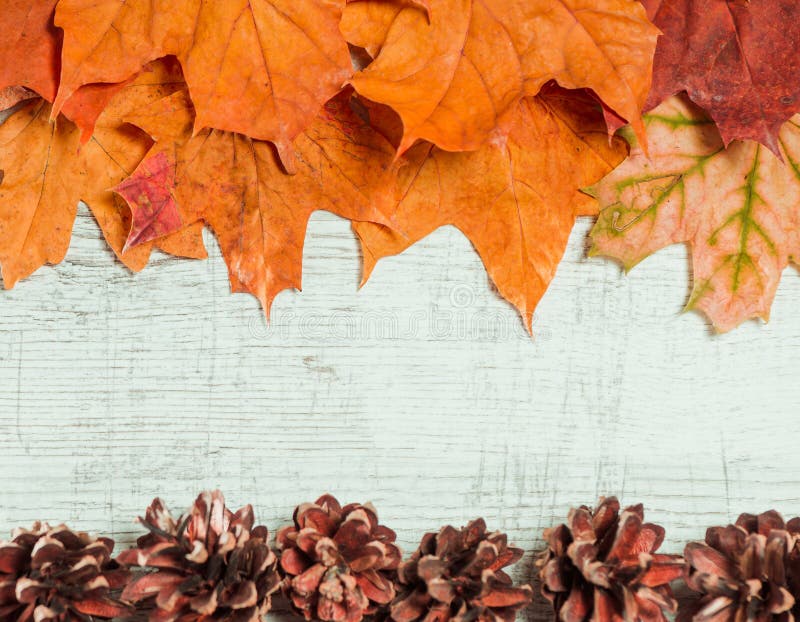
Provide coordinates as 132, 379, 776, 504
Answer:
118, 490, 280, 621
538, 497, 684, 622
0, 522, 131, 622
681, 510, 800, 622
277, 494, 401, 622
389, 518, 533, 622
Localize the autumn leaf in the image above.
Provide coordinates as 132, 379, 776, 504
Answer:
352, 85, 628, 332
643, 0, 800, 156
344, 0, 658, 155
0, 61, 205, 288
116, 87, 396, 314
0, 1, 61, 103
588, 95, 800, 332
0, 0, 125, 140
115, 152, 184, 252
53, 0, 353, 161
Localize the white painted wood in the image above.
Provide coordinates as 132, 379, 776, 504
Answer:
1, 206, 800, 619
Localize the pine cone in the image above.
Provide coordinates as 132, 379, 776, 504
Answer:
538, 497, 684, 622
277, 494, 401, 622
0, 522, 131, 622
389, 518, 533, 622
118, 490, 280, 621
681, 510, 800, 622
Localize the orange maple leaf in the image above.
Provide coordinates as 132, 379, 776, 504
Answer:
353, 85, 628, 332
344, 0, 658, 155
116, 87, 397, 314
0, 61, 205, 288
0, 1, 125, 141
52, 0, 353, 163
0, 1, 61, 103
589, 95, 800, 332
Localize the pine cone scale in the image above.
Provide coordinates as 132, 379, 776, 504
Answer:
684, 543, 739, 586
767, 587, 794, 615
190, 587, 218, 614
349, 545, 388, 574
425, 577, 455, 604
541, 557, 569, 593
295, 530, 322, 558
639, 555, 685, 587
117, 542, 184, 569
71, 596, 130, 618
568, 542, 609, 587
121, 570, 182, 602
334, 511, 373, 548
226, 580, 259, 609
473, 584, 533, 608
592, 500, 622, 537
416, 557, 447, 582
597, 586, 626, 622
0, 578, 15, 602
635, 585, 675, 613
0, 544, 27, 574
155, 578, 190, 612
490, 547, 522, 573
559, 584, 591, 622
390, 589, 429, 622
355, 568, 395, 604
281, 546, 312, 576
293, 561, 328, 595
606, 513, 661, 564
568, 509, 597, 543
15, 578, 46, 603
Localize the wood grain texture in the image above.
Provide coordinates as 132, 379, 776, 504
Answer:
1, 206, 800, 620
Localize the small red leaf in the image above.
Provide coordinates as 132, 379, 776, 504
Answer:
115, 151, 182, 251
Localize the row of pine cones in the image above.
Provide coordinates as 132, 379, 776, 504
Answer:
0, 492, 798, 622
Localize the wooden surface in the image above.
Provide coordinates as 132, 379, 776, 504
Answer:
1, 207, 799, 619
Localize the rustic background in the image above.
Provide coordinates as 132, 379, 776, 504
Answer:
1, 207, 799, 619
